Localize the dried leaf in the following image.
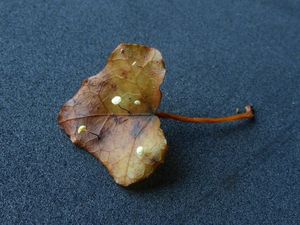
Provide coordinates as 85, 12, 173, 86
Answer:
58, 44, 168, 186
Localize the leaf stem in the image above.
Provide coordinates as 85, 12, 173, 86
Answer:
156, 105, 254, 123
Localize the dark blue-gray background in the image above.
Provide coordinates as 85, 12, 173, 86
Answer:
1, 0, 299, 224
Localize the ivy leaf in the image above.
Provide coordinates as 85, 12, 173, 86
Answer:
58, 44, 168, 186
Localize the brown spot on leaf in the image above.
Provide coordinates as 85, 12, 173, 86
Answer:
110, 83, 117, 91
121, 71, 128, 79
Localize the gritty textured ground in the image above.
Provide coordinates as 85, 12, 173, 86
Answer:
0, 0, 299, 224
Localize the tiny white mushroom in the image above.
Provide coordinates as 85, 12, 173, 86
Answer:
136, 146, 144, 157
134, 100, 141, 105
132, 61, 136, 66
77, 125, 87, 134
111, 96, 122, 105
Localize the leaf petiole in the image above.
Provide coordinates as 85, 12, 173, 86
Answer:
156, 105, 254, 123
